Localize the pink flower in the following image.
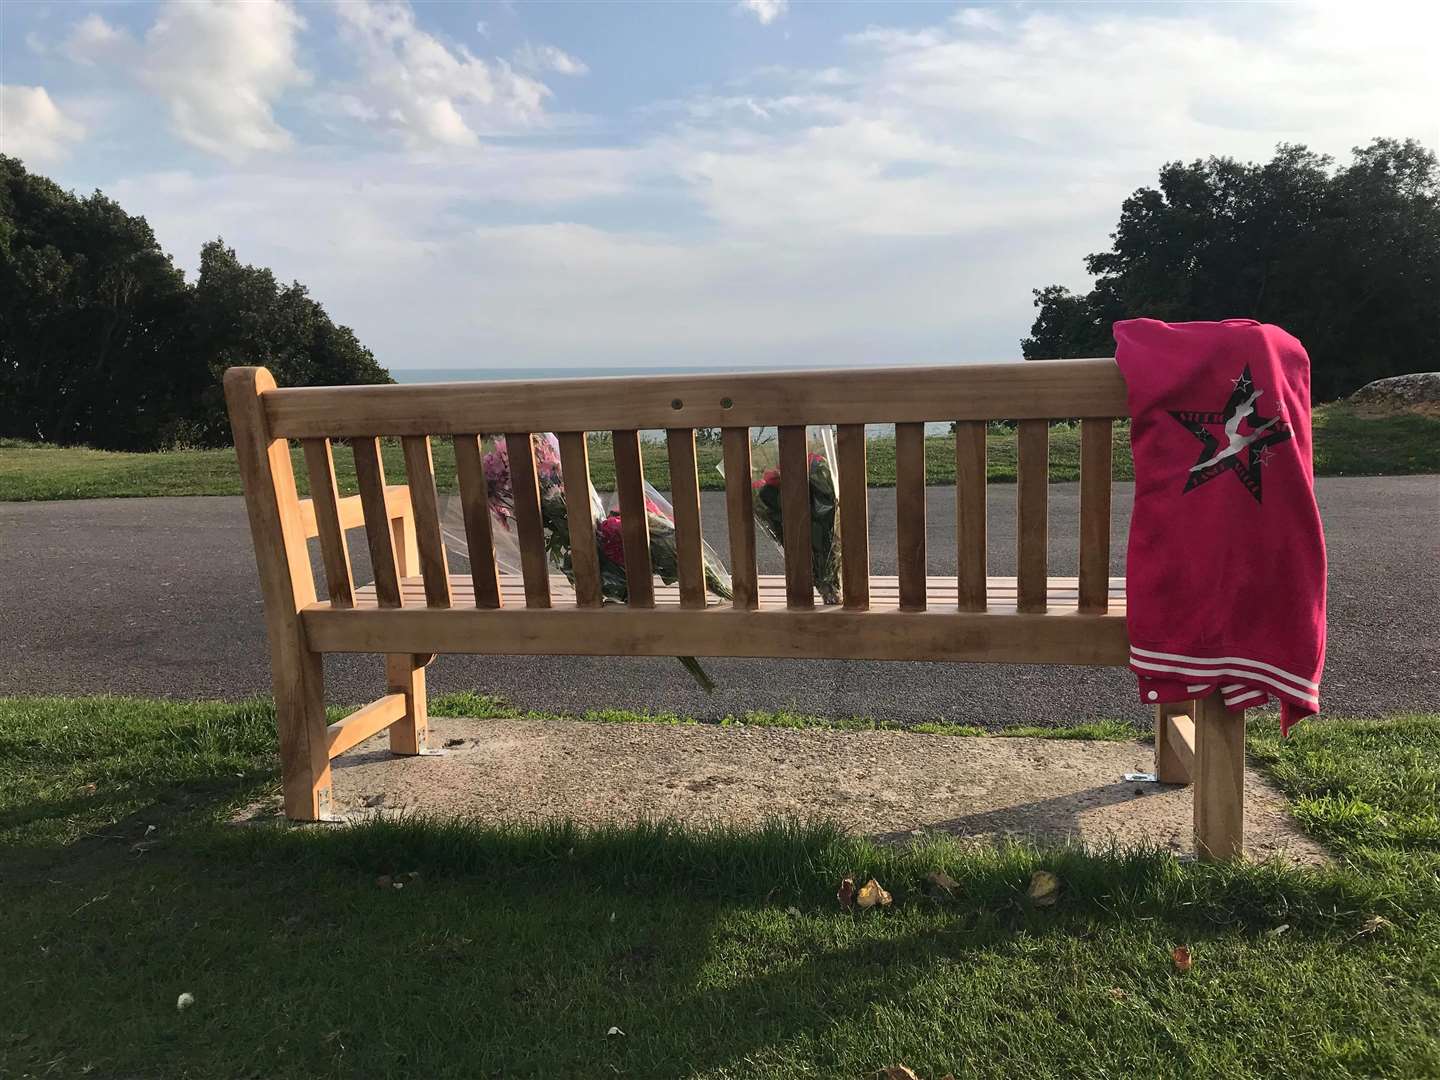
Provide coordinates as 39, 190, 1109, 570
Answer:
598, 512, 625, 564
808, 453, 825, 468
762, 468, 781, 487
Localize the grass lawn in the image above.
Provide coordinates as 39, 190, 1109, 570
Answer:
2, 402, 1436, 501
2, 696, 1437, 1078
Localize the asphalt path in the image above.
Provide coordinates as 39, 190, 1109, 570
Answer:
1, 477, 1435, 728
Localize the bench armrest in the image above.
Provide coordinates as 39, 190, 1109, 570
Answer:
297, 484, 412, 540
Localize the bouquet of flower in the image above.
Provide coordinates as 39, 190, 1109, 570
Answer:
598, 483, 733, 603
446, 433, 731, 690
744, 427, 842, 605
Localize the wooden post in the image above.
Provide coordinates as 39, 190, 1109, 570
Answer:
386, 653, 428, 755
1193, 695, 1245, 861
1154, 701, 1195, 784
224, 367, 332, 821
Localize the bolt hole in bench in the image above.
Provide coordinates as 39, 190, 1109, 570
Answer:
226, 360, 1240, 859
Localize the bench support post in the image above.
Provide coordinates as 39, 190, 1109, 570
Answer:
1154, 702, 1195, 784
1193, 695, 1245, 862
386, 653, 429, 754
225, 367, 332, 821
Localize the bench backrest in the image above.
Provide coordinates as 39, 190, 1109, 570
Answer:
228, 359, 1128, 620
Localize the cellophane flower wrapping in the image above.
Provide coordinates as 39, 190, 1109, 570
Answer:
743, 426, 842, 605
439, 432, 731, 691
599, 481, 733, 602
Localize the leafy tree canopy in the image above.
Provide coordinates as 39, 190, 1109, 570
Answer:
0, 156, 390, 450
1022, 138, 1440, 401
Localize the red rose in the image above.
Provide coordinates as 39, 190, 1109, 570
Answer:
762, 468, 781, 486
598, 512, 625, 564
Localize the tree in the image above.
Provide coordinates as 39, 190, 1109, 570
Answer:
0, 157, 199, 449
184, 240, 391, 445
1022, 139, 1440, 401
0, 156, 391, 449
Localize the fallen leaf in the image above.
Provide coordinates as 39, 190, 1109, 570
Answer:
606, 1026, 625, 1038
1108, 987, 1128, 1001
786, 906, 802, 917
877, 1068, 920, 1080
926, 870, 960, 898
176, 992, 195, 1011
857, 878, 892, 909
1268, 924, 1291, 937
1353, 915, 1394, 938
80, 782, 97, 796
1172, 946, 1193, 972
1027, 870, 1060, 907
444, 738, 466, 747
837, 876, 856, 910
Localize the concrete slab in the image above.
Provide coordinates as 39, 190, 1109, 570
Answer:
238, 716, 1329, 865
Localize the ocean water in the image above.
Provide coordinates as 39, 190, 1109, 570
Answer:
390, 364, 960, 437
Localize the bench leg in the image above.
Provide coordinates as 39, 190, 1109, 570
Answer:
1193, 695, 1245, 862
277, 647, 333, 821
1154, 702, 1195, 784
386, 653, 429, 755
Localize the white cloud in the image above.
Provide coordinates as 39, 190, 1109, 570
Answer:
514, 42, 589, 77
736, 0, 787, 26
63, 13, 135, 66
671, 5, 1440, 241
331, 0, 552, 148
77, 2, 1440, 375
0, 85, 86, 163
139, 0, 308, 161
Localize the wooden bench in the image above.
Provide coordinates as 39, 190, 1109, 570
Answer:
225, 361, 1245, 859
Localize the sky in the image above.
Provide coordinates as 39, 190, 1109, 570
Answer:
2, 1, 1438, 374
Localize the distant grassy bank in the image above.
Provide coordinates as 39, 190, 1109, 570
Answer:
2, 402, 1436, 501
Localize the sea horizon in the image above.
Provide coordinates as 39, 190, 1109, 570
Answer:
389, 359, 972, 384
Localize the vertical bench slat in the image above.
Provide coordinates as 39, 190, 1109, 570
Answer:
352, 437, 403, 608
505, 432, 551, 609
1016, 419, 1049, 613
556, 432, 603, 608
452, 435, 503, 609
954, 420, 987, 612
836, 423, 869, 610
721, 427, 759, 610
611, 430, 654, 608
894, 422, 927, 611
1078, 417, 1113, 614
400, 435, 452, 608
777, 425, 813, 608
301, 438, 354, 608
666, 428, 707, 608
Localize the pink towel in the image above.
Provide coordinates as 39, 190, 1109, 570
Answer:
1113, 318, 1326, 734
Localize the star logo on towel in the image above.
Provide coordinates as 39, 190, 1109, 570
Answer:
1168, 365, 1292, 503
